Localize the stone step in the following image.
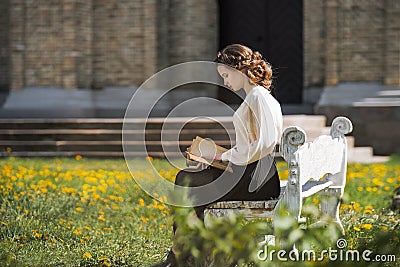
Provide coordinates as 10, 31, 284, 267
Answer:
282, 115, 326, 129
347, 147, 390, 164
0, 140, 216, 152
0, 115, 386, 163
0, 129, 234, 141
0, 115, 327, 130
0, 151, 174, 158
0, 118, 233, 130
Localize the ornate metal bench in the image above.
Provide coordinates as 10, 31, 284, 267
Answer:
204, 116, 353, 235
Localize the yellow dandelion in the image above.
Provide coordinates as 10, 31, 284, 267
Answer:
361, 224, 372, 230
1, 221, 7, 226
313, 198, 319, 204
98, 211, 105, 216
98, 216, 105, 222
384, 186, 390, 191
386, 178, 394, 183
34, 233, 43, 238
139, 198, 145, 207
380, 226, 388, 231
357, 186, 363, 191
372, 178, 384, 187
24, 209, 29, 215
146, 156, 154, 162
364, 209, 373, 214
141, 216, 148, 223
75, 155, 82, 160
73, 229, 82, 235
76, 207, 83, 212
82, 252, 92, 259
353, 226, 360, 231
103, 227, 113, 231
6, 147, 12, 153
84, 226, 92, 231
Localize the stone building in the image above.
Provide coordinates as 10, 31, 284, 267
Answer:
0, 0, 399, 154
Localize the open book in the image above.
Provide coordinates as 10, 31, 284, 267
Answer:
185, 136, 233, 173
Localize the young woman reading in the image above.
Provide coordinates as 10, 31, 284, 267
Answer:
153, 44, 283, 267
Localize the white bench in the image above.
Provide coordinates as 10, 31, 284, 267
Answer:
204, 116, 353, 235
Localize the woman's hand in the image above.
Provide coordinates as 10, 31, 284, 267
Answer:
195, 162, 209, 170
214, 153, 222, 161
195, 153, 224, 170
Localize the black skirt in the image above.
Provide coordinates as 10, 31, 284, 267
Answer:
174, 159, 280, 221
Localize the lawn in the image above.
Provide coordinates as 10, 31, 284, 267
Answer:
0, 156, 399, 266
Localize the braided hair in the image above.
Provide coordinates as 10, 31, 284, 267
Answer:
216, 44, 273, 91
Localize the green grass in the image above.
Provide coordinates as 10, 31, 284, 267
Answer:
0, 156, 399, 266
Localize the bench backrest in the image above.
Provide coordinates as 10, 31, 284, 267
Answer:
280, 117, 353, 189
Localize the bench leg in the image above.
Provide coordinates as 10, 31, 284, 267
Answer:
318, 187, 345, 235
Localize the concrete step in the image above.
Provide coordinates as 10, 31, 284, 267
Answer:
0, 129, 234, 142
0, 151, 179, 158
347, 147, 390, 164
0, 115, 387, 163
283, 115, 326, 129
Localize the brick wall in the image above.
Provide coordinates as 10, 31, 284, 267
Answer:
304, 0, 400, 87
4, 1, 399, 91
6, 0, 217, 90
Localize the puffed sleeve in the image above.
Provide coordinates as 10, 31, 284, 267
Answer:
221, 92, 278, 165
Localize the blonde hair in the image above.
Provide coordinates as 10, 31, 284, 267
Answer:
216, 44, 273, 91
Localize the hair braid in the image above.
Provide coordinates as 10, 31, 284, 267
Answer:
216, 44, 273, 91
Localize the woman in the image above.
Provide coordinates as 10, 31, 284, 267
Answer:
153, 44, 283, 267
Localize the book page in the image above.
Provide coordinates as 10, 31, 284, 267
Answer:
186, 136, 233, 173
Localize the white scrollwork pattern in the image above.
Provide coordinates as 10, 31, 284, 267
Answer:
330, 116, 353, 138
280, 126, 306, 162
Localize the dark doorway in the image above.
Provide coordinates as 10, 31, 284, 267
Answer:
218, 0, 303, 104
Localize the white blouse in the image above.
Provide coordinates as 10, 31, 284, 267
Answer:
221, 86, 283, 166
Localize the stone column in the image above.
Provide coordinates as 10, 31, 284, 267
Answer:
324, 0, 339, 86
165, 0, 219, 108
75, 0, 93, 89
143, 0, 157, 78
384, 0, 400, 86
10, 0, 26, 90
304, 0, 325, 88
62, 0, 92, 89
168, 0, 218, 64
0, 0, 10, 91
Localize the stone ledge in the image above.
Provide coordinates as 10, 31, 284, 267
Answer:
316, 83, 400, 155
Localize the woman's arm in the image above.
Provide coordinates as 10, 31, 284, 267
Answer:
221, 93, 279, 165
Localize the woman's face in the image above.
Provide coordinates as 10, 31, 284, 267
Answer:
217, 65, 243, 91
